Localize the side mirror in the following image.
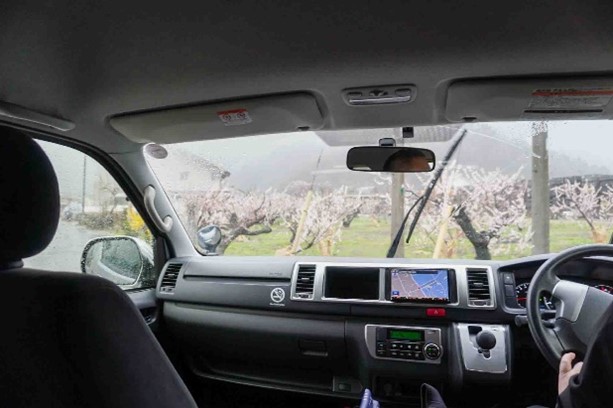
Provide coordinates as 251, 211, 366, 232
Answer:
81, 236, 155, 288
197, 225, 222, 254
346, 146, 435, 173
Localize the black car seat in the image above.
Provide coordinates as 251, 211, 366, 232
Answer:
0, 127, 198, 408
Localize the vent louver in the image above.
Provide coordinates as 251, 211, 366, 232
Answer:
294, 264, 316, 299
466, 268, 492, 307
160, 263, 182, 293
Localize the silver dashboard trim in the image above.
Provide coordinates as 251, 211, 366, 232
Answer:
463, 267, 497, 308
455, 323, 508, 373
290, 262, 496, 310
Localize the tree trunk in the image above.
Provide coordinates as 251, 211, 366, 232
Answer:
342, 209, 360, 228
433, 205, 452, 259
290, 190, 314, 253
216, 241, 229, 255
454, 207, 492, 260
318, 237, 334, 256
433, 180, 453, 259
288, 228, 297, 245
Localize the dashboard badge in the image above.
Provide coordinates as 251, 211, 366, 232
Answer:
270, 288, 286, 304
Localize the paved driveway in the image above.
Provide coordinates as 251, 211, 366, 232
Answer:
24, 220, 111, 273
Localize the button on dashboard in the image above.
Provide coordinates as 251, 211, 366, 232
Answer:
426, 308, 446, 317
424, 343, 441, 360
503, 273, 515, 285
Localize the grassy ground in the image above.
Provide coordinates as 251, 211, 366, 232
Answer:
224, 217, 609, 260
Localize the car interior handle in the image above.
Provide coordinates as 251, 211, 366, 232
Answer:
346, 93, 412, 105
143, 185, 173, 233
0, 101, 75, 131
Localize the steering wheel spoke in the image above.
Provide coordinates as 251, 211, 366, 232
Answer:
552, 280, 590, 323
538, 270, 560, 294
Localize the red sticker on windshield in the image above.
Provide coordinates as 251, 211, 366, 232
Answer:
217, 109, 252, 126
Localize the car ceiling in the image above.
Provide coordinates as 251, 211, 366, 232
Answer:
1, 0, 613, 153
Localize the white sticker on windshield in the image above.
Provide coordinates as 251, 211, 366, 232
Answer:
217, 108, 252, 126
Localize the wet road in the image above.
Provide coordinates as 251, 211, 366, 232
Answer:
24, 220, 111, 273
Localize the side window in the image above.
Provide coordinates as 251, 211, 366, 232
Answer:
24, 140, 156, 290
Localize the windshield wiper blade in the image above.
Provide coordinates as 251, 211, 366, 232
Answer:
404, 129, 468, 246
385, 128, 468, 258
386, 196, 424, 258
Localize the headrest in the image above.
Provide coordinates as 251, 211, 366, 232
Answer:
0, 127, 59, 267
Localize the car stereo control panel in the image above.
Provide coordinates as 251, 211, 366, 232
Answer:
365, 325, 443, 364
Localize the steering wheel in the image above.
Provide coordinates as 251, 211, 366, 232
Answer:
527, 245, 613, 368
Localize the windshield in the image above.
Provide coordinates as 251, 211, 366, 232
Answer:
146, 121, 613, 260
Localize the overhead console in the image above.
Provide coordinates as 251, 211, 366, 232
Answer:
291, 262, 495, 309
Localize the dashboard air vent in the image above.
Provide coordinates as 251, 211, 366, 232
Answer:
294, 264, 316, 299
466, 268, 492, 307
160, 263, 182, 293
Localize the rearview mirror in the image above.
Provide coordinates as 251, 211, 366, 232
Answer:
346, 147, 435, 172
81, 236, 155, 288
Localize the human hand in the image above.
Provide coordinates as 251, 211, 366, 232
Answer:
558, 352, 583, 395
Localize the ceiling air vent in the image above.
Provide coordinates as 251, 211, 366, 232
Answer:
160, 263, 182, 293
466, 268, 493, 307
294, 264, 316, 300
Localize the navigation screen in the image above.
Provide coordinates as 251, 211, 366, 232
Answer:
390, 269, 450, 302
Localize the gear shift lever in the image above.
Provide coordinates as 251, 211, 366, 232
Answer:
476, 330, 496, 357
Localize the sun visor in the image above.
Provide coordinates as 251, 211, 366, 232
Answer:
446, 77, 613, 123
109, 93, 324, 143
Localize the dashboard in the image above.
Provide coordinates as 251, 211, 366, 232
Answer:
155, 254, 613, 404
